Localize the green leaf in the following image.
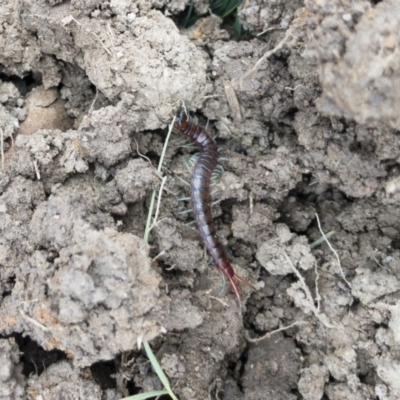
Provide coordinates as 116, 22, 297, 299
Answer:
183, 0, 195, 27
233, 13, 244, 36
210, 0, 241, 18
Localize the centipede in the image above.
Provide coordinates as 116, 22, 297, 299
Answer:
171, 108, 253, 306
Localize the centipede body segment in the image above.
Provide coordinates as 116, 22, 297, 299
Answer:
172, 108, 253, 306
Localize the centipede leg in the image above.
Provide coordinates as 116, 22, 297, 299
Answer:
234, 274, 256, 290
177, 196, 191, 201
211, 199, 222, 207
184, 220, 196, 227
185, 153, 199, 171
176, 175, 191, 187
218, 271, 227, 295
227, 274, 243, 310
177, 208, 192, 215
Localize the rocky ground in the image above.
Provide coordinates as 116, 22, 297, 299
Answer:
1, 0, 400, 399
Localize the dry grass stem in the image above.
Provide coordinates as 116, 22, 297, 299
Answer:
0, 128, 4, 170
233, 26, 294, 89
222, 80, 242, 123
19, 308, 49, 331
283, 251, 334, 328
149, 176, 168, 232
315, 213, 352, 288
210, 296, 229, 308
245, 321, 307, 343
33, 160, 41, 180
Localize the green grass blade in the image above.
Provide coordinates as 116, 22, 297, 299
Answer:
310, 231, 336, 249
144, 191, 157, 245
211, 0, 241, 18
143, 341, 172, 392
122, 389, 169, 400
183, 0, 195, 27
142, 341, 179, 399
221, 0, 241, 18
233, 13, 244, 36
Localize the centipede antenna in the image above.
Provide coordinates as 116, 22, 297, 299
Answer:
177, 104, 188, 124
156, 114, 171, 125
205, 118, 210, 130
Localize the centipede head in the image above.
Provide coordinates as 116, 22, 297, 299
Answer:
175, 106, 189, 126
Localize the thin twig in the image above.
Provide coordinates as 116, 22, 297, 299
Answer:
283, 251, 334, 328
257, 26, 283, 37
143, 116, 175, 244
222, 80, 242, 123
310, 230, 336, 249
314, 260, 321, 312
149, 176, 167, 232
132, 138, 162, 179
19, 308, 49, 331
245, 321, 307, 343
33, 160, 41, 180
315, 213, 351, 288
106, 22, 115, 52
210, 296, 229, 308
152, 250, 166, 262
234, 26, 294, 90
0, 128, 4, 170
88, 86, 99, 114
65, 16, 112, 55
